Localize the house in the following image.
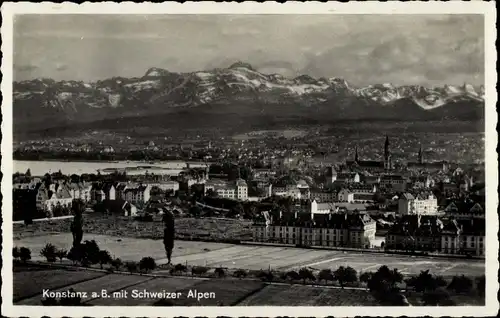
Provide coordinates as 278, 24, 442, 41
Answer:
409, 175, 434, 189
204, 179, 248, 200
338, 188, 355, 203
336, 172, 360, 183
398, 192, 438, 216
310, 189, 336, 202
44, 186, 73, 212
36, 183, 50, 210
122, 201, 138, 217
385, 215, 443, 252
123, 184, 152, 205
380, 175, 407, 192
310, 200, 336, 215
443, 201, 485, 219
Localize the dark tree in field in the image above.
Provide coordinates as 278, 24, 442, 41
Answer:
71, 199, 85, 247
447, 275, 474, 294
318, 269, 334, 284
334, 266, 358, 288
422, 288, 455, 306
163, 210, 175, 264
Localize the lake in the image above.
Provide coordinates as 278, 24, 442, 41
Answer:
13, 160, 207, 176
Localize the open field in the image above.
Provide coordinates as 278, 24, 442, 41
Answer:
13, 215, 253, 241
238, 284, 379, 306
14, 233, 485, 277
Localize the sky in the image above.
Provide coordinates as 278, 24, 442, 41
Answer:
13, 14, 484, 86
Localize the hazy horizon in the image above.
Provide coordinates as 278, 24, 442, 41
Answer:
14, 14, 485, 86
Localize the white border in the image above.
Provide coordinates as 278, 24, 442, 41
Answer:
1, 2, 498, 317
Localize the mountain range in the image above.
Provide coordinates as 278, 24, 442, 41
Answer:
13, 61, 485, 134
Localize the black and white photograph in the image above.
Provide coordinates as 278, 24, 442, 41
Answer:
1, 2, 498, 317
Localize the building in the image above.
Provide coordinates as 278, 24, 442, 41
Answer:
338, 189, 355, 203
385, 215, 485, 256
252, 210, 376, 248
380, 174, 407, 192
398, 192, 438, 216
443, 200, 485, 219
345, 136, 392, 171
407, 144, 449, 172
336, 172, 360, 183
310, 189, 336, 202
204, 179, 248, 200
310, 200, 336, 214
123, 184, 152, 205
385, 215, 443, 252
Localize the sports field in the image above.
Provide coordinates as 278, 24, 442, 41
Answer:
14, 233, 485, 277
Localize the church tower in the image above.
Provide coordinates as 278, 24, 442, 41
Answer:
384, 135, 392, 170
418, 144, 424, 164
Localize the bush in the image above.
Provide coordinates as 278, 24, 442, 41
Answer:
233, 269, 247, 278
13, 247, 20, 261
56, 249, 68, 262
98, 250, 112, 269
422, 288, 456, 306
20, 247, 32, 262
299, 267, 316, 284
111, 258, 123, 271
447, 275, 474, 294
191, 266, 209, 276
174, 263, 188, 273
40, 243, 58, 262
214, 267, 226, 278
67, 246, 83, 265
126, 261, 138, 273
284, 270, 301, 281
318, 269, 334, 283
139, 257, 156, 272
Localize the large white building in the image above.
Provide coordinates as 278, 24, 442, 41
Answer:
398, 192, 438, 216
204, 179, 248, 200
253, 211, 376, 248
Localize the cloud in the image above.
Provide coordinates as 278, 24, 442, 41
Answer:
55, 63, 69, 71
14, 64, 38, 72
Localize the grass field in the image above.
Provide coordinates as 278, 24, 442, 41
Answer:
13, 215, 253, 241
237, 284, 379, 306
14, 233, 485, 277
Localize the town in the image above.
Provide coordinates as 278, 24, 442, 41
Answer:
13, 134, 485, 257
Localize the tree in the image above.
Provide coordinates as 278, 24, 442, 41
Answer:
139, 257, 157, 273
25, 168, 31, 177
56, 249, 68, 262
405, 270, 445, 293
71, 199, 86, 247
214, 267, 226, 278
98, 250, 112, 269
360, 272, 373, 288
284, 270, 301, 282
318, 269, 334, 284
233, 269, 248, 279
20, 247, 31, 263
334, 266, 358, 288
299, 267, 316, 284
40, 243, 58, 262
126, 261, 138, 273
13, 247, 20, 261
82, 240, 101, 265
111, 258, 123, 271
67, 246, 83, 265
206, 189, 218, 198
447, 275, 473, 294
367, 266, 404, 303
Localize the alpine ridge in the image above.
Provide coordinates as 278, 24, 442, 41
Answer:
13, 62, 484, 133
